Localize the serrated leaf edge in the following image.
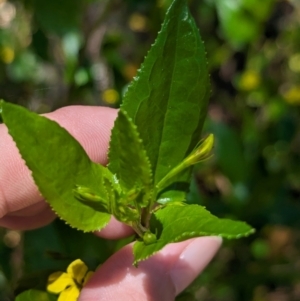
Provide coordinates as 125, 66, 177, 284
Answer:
133, 227, 255, 265
107, 109, 153, 187
47, 201, 111, 233
1, 105, 111, 233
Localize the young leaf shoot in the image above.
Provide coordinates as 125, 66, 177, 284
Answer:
0, 0, 254, 265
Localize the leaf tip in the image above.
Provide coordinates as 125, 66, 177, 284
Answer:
247, 228, 256, 236
238, 224, 256, 238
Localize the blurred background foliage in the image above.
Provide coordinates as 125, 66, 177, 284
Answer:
0, 0, 300, 300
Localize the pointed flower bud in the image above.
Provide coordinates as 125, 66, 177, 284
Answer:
183, 134, 214, 167
156, 134, 214, 193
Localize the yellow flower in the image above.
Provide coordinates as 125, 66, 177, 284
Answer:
238, 70, 261, 91
283, 86, 300, 105
47, 259, 94, 301
0, 46, 14, 64
102, 89, 119, 105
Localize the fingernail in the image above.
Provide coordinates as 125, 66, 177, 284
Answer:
169, 236, 222, 295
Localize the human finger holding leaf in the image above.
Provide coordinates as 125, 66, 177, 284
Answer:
0, 104, 222, 301
0, 0, 253, 300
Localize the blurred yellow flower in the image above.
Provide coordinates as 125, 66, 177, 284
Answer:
283, 86, 300, 105
289, 53, 300, 73
0, 46, 14, 64
47, 259, 94, 301
102, 89, 119, 105
128, 13, 148, 32
239, 70, 261, 91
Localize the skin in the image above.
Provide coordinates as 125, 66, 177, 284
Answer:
0, 105, 222, 301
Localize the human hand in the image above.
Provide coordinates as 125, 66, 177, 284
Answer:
0, 105, 221, 300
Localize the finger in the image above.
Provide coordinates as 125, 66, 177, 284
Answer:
94, 217, 134, 240
0, 203, 55, 230
0, 105, 117, 230
79, 237, 222, 301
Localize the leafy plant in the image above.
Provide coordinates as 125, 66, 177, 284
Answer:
0, 0, 254, 271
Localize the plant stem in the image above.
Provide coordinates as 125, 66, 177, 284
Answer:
131, 222, 147, 238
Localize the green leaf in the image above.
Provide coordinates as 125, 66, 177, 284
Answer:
0, 100, 112, 232
108, 110, 152, 195
102, 177, 140, 224
121, 0, 210, 199
16, 289, 57, 301
133, 204, 255, 264
73, 185, 110, 213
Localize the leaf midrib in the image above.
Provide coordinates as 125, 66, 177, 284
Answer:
153, 13, 180, 184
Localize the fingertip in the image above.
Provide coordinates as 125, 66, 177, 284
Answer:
94, 217, 134, 240
80, 237, 221, 301
0, 205, 56, 230
170, 236, 222, 295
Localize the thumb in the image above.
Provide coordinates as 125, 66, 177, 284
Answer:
79, 237, 222, 301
